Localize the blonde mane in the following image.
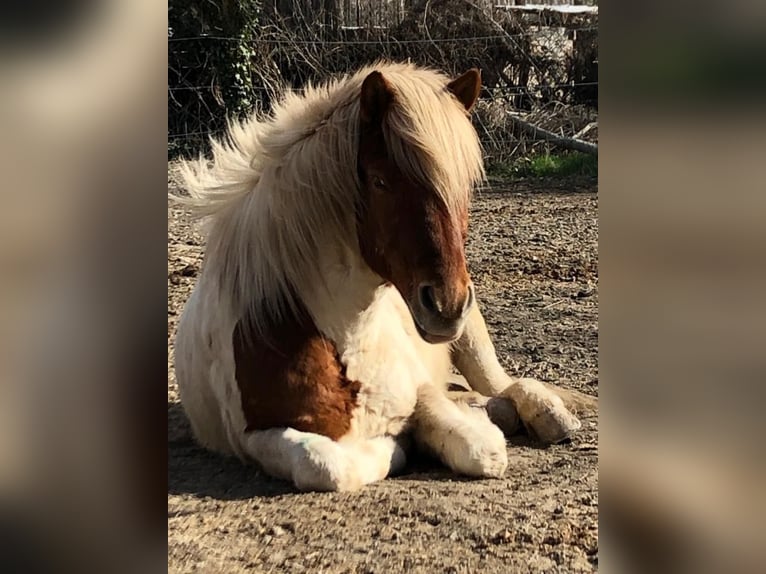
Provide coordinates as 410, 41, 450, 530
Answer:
177, 61, 485, 337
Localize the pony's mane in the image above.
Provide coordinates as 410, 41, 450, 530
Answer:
177, 61, 485, 337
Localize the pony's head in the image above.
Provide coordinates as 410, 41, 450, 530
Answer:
355, 68, 483, 344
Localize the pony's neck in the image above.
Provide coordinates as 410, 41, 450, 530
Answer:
298, 243, 383, 349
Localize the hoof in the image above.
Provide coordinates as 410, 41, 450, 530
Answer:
501, 378, 582, 445
525, 402, 581, 444
486, 397, 521, 436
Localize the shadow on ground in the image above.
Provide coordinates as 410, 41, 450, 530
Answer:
168, 401, 552, 501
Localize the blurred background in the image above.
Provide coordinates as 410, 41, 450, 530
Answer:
600, 1, 766, 572
0, 1, 165, 572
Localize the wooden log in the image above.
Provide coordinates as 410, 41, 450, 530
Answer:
510, 113, 598, 154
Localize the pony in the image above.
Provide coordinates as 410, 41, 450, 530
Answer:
173, 61, 591, 491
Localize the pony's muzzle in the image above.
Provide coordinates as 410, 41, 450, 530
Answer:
411, 282, 475, 344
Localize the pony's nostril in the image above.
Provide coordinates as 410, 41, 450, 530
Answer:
419, 284, 438, 314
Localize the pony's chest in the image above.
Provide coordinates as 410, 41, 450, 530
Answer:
338, 289, 451, 438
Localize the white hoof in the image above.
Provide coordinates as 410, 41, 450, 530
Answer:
502, 378, 581, 444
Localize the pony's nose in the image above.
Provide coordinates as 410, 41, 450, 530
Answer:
418, 282, 475, 321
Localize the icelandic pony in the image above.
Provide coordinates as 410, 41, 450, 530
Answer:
174, 62, 587, 491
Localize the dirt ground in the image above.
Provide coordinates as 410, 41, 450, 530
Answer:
167, 167, 599, 574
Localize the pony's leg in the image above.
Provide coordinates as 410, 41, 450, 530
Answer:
243, 428, 406, 492
446, 389, 521, 437
413, 385, 508, 478
451, 304, 589, 444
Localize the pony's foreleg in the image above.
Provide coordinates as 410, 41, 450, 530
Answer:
243, 428, 406, 492
445, 389, 521, 437
451, 304, 590, 444
413, 385, 508, 478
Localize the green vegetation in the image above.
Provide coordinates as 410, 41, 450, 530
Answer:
169, 1, 263, 158
487, 152, 598, 180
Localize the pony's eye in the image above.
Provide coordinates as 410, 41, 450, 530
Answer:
372, 176, 387, 190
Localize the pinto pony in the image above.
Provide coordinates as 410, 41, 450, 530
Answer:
174, 62, 589, 491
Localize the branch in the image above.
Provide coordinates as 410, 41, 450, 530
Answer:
510, 113, 598, 155
573, 121, 597, 140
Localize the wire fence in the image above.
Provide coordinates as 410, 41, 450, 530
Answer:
168, 1, 598, 163
167, 26, 598, 44
167, 81, 598, 95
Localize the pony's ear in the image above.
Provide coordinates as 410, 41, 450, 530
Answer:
360, 71, 394, 126
447, 68, 482, 112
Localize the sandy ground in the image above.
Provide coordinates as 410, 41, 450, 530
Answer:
168, 170, 598, 573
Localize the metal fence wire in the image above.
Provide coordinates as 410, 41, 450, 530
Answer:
168, 1, 598, 161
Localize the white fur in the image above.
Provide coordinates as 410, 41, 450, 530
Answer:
175, 266, 576, 490
174, 62, 483, 343
245, 429, 406, 492
414, 385, 508, 478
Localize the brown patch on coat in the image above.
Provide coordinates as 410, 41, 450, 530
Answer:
232, 303, 360, 441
